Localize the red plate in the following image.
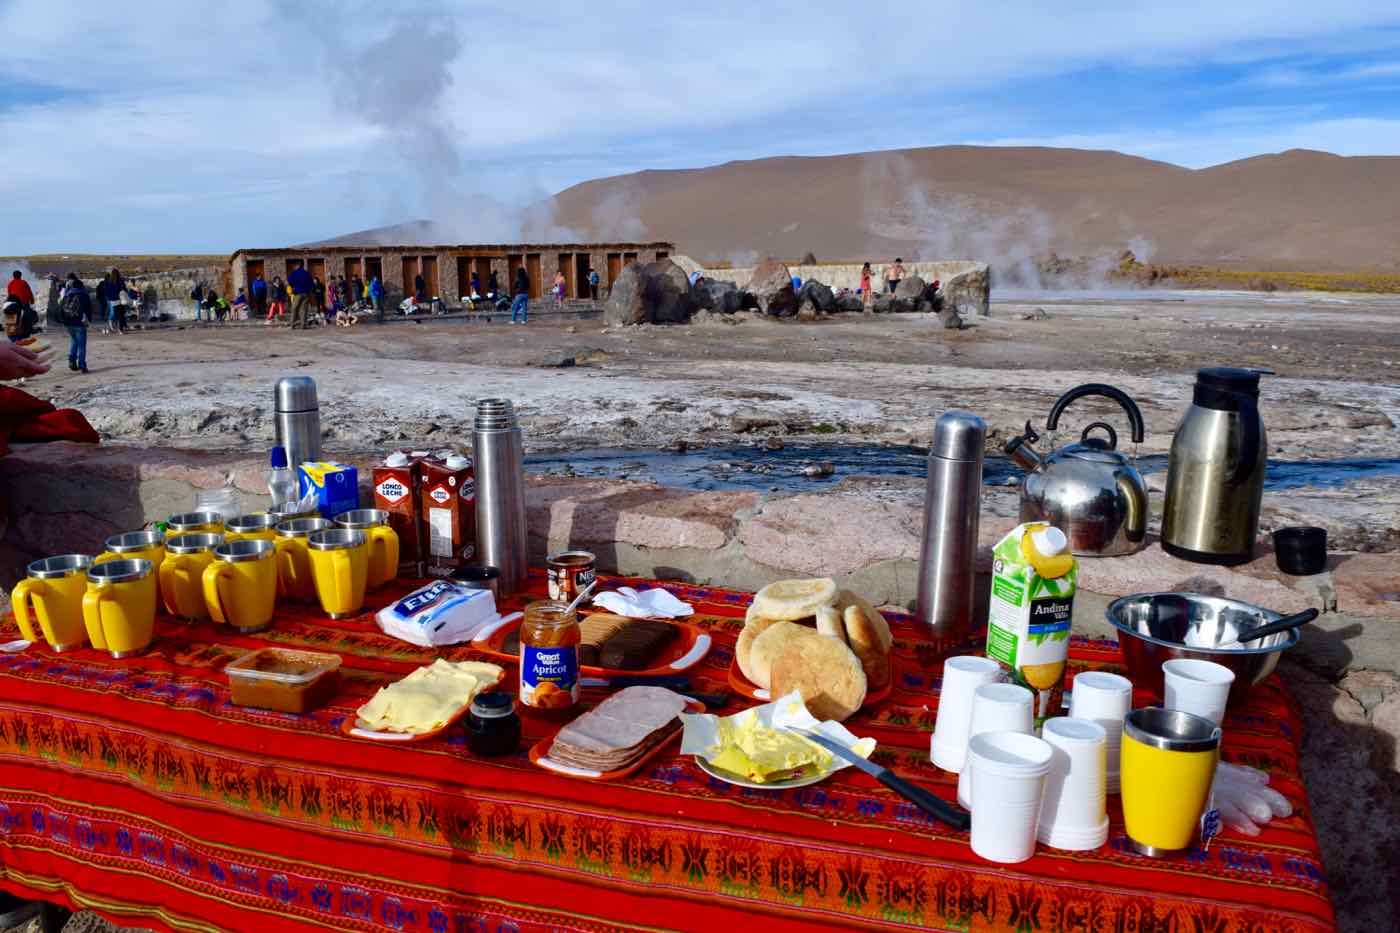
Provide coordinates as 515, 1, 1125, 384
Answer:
727, 658, 892, 709
340, 665, 508, 743
472, 611, 711, 678
529, 697, 705, 781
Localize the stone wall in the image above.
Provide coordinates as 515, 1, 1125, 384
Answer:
700, 260, 991, 315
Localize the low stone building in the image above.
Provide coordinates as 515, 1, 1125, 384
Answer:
228, 242, 674, 304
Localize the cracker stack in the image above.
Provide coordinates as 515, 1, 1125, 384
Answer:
736, 579, 894, 722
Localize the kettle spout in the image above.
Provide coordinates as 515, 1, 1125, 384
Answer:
1004, 422, 1044, 473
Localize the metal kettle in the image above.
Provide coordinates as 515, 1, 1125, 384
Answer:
1005, 384, 1149, 557
1162, 367, 1270, 566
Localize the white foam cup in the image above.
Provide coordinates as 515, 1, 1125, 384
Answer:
1037, 717, 1109, 851
957, 682, 1034, 809
930, 656, 1004, 773
967, 731, 1054, 864
1070, 670, 1133, 794
1162, 659, 1235, 727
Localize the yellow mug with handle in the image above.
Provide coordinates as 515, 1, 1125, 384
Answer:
273, 517, 332, 601
82, 558, 158, 658
224, 513, 279, 543
1120, 707, 1221, 857
95, 530, 166, 577
12, 554, 93, 651
307, 528, 368, 619
166, 511, 225, 537
202, 539, 278, 633
335, 509, 400, 590
160, 534, 224, 620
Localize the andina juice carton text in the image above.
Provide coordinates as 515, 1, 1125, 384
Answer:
985, 522, 1077, 724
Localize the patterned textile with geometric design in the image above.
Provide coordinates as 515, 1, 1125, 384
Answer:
0, 571, 1335, 932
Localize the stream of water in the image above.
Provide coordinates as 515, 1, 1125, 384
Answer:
525, 444, 1400, 494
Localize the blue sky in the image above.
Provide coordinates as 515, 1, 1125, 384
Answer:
3, 1, 1400, 253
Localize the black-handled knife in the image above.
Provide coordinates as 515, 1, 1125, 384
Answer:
800, 729, 971, 832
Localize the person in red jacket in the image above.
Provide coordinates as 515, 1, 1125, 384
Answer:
7, 270, 34, 307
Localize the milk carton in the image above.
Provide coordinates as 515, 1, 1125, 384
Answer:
298, 461, 360, 520
985, 522, 1077, 724
419, 453, 476, 577
373, 450, 426, 578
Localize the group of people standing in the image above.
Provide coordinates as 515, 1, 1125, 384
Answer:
247, 271, 387, 327
859, 258, 909, 311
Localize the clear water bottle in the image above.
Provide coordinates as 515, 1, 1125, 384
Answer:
267, 445, 299, 509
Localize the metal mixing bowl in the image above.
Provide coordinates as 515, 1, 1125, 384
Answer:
1105, 592, 1300, 699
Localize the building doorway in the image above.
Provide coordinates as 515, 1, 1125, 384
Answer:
606, 252, 622, 288
475, 257, 495, 294
245, 259, 264, 288
307, 257, 326, 288
526, 253, 541, 299
287, 258, 304, 273
622, 251, 638, 267
364, 257, 382, 288
421, 255, 439, 298
345, 258, 361, 283
656, 250, 668, 261
401, 257, 419, 298
574, 254, 592, 299
557, 253, 573, 299
507, 254, 523, 293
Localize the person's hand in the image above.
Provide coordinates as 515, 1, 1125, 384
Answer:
0, 341, 50, 380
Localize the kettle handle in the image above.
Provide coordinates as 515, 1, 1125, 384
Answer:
1046, 384, 1146, 445
1228, 390, 1263, 484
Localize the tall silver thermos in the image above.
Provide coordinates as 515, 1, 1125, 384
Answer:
916, 410, 985, 647
1162, 367, 1270, 565
472, 398, 528, 594
273, 376, 321, 467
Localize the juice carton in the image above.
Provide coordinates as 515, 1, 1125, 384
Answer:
373, 450, 425, 578
419, 453, 476, 577
985, 522, 1077, 724
298, 461, 360, 520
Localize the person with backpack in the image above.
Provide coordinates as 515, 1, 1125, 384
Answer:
250, 274, 268, 318
266, 277, 286, 322
287, 264, 314, 329
59, 274, 92, 373
510, 266, 530, 324
588, 268, 600, 300
369, 276, 385, 323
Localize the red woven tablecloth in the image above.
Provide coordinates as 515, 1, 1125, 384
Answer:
0, 572, 1335, 932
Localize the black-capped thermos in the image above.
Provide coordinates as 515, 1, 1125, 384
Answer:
916, 410, 985, 647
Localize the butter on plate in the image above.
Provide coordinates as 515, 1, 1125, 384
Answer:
356, 659, 503, 734
681, 690, 875, 785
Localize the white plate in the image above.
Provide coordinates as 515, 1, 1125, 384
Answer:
695, 755, 832, 790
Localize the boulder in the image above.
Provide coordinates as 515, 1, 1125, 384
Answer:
834, 294, 864, 314
943, 265, 991, 317
604, 263, 647, 326
938, 308, 965, 330
603, 260, 696, 326
893, 275, 926, 302
797, 280, 835, 313
695, 278, 745, 314
745, 259, 798, 317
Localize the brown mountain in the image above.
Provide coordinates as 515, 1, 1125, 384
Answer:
545, 146, 1400, 272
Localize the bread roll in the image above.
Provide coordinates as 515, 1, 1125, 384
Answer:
748, 621, 817, 689
736, 616, 784, 685
750, 578, 838, 621
771, 635, 868, 722
838, 591, 893, 690
815, 605, 847, 644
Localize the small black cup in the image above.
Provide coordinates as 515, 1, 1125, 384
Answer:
1273, 526, 1327, 576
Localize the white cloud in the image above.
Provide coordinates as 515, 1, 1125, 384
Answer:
2, 0, 1400, 251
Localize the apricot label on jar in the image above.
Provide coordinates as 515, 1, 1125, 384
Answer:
521, 645, 579, 709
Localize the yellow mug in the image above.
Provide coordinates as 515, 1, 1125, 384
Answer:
82, 558, 158, 658
96, 530, 166, 576
1120, 707, 1221, 856
307, 528, 368, 619
273, 517, 332, 601
202, 539, 278, 633
160, 533, 225, 620
13, 554, 94, 651
166, 511, 225, 537
335, 509, 400, 590
225, 513, 278, 543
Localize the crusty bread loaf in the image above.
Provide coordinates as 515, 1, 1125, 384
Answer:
815, 605, 847, 644
736, 616, 785, 685
748, 621, 818, 690
838, 590, 893, 690
771, 634, 868, 721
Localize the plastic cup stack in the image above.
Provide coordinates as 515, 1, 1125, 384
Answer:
930, 656, 1004, 773
1162, 659, 1235, 727
1069, 670, 1133, 794
958, 683, 1034, 810
1037, 717, 1110, 851
967, 731, 1054, 864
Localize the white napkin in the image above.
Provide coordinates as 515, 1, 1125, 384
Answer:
592, 586, 693, 619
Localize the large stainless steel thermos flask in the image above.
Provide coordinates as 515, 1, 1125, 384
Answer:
916, 410, 985, 645
273, 376, 321, 468
1162, 367, 1269, 566
472, 398, 528, 594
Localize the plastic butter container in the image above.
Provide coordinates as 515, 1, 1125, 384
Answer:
226, 648, 342, 713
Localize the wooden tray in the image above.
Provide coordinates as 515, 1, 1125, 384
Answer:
472, 611, 711, 679
528, 697, 704, 781
340, 666, 507, 743
727, 658, 892, 709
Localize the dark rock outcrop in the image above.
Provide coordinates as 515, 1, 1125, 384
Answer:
603, 260, 697, 326
745, 259, 798, 317
797, 280, 835, 313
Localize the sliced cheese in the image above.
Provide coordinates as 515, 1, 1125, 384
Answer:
356, 659, 502, 734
